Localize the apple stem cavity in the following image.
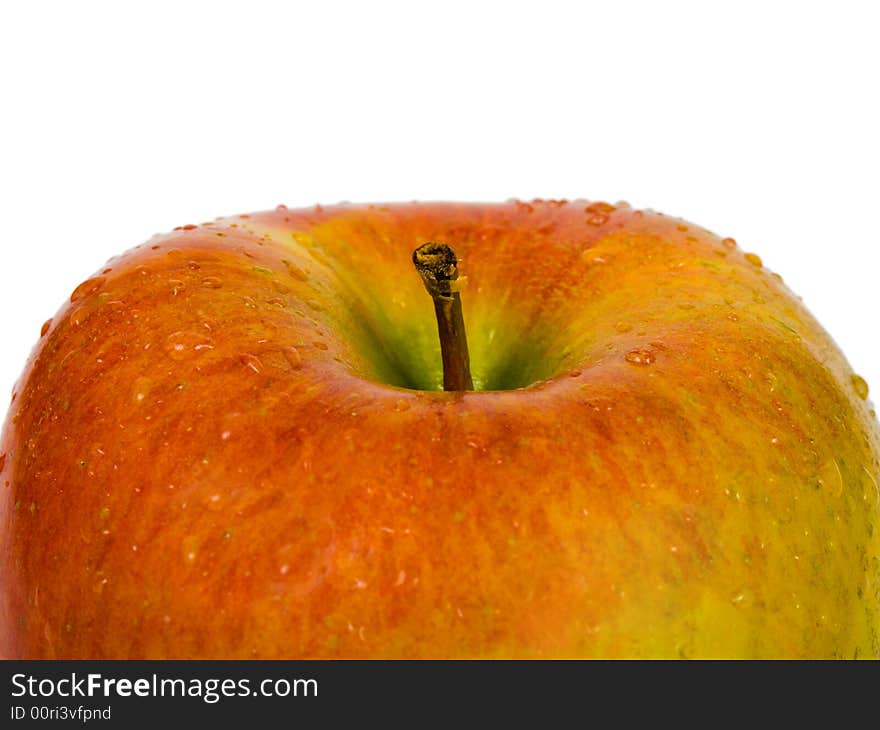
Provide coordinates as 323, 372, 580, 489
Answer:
413, 242, 474, 392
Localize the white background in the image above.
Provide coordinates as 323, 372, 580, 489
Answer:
1, 0, 877, 422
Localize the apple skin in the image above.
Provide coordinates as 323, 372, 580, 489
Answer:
1, 201, 878, 659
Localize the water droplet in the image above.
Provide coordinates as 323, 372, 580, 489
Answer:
587, 213, 609, 226
201, 276, 223, 289
851, 374, 869, 400
98, 506, 110, 521
164, 331, 215, 360
861, 467, 879, 504
677, 224, 689, 232
614, 322, 633, 333
279, 260, 309, 282
240, 353, 263, 374
313, 341, 329, 351
0, 453, 6, 472
131, 376, 153, 404
290, 232, 314, 247
625, 349, 655, 365
282, 346, 303, 369
182, 535, 200, 563
744, 252, 763, 268
68, 299, 99, 327
394, 399, 411, 412
70, 276, 106, 303
818, 458, 843, 498
721, 237, 737, 248
582, 250, 609, 264
40, 319, 52, 337
585, 201, 616, 214
568, 369, 582, 378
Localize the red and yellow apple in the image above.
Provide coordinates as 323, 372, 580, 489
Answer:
1, 201, 878, 658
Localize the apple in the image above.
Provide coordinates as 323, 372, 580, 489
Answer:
1, 200, 878, 659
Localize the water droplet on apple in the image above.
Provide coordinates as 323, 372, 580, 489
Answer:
182, 535, 200, 563
40, 319, 52, 337
201, 276, 223, 289
0, 453, 6, 473
165, 331, 216, 360
313, 341, 329, 351
279, 345, 302, 370
861, 467, 879, 504
70, 276, 106, 303
614, 322, 633, 333
744, 252, 763, 268
721, 237, 737, 248
131, 376, 153, 404
240, 353, 263, 374
625, 349, 655, 365
568, 369, 582, 378
851, 374, 869, 400
586, 213, 609, 226
585, 201, 616, 214
817, 458, 843, 498
282, 260, 309, 282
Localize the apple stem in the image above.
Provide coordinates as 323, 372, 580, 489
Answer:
413, 242, 474, 391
